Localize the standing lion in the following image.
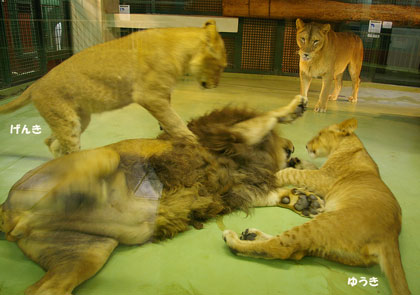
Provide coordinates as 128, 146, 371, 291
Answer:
0, 20, 226, 157
296, 18, 363, 112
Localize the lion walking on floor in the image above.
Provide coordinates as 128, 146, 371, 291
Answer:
0, 20, 226, 157
296, 18, 364, 112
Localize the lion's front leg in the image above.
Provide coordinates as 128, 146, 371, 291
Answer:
279, 188, 324, 217
299, 71, 312, 97
276, 168, 331, 196
254, 188, 324, 218
134, 90, 197, 143
287, 157, 318, 170
315, 76, 334, 112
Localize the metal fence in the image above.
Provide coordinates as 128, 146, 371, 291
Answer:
1, 0, 419, 89
0, 0, 72, 89
120, 0, 223, 15
116, 0, 419, 87
217, 18, 420, 86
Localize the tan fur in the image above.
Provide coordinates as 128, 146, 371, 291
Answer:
223, 118, 410, 295
296, 18, 364, 112
0, 20, 226, 157
0, 96, 315, 295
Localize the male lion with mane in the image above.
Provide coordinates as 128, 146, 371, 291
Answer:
296, 18, 363, 112
0, 95, 324, 295
223, 118, 410, 295
0, 20, 226, 157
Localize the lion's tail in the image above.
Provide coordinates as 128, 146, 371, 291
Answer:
379, 239, 411, 295
0, 86, 32, 114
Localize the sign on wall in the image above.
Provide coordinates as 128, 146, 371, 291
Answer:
368, 20, 382, 38
119, 5, 130, 14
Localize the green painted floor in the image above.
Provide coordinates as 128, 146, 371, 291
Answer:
0, 73, 419, 295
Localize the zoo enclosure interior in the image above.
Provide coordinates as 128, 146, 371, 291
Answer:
0, 0, 419, 90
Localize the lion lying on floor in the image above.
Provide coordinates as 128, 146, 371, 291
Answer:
223, 118, 410, 295
0, 95, 324, 295
0, 20, 226, 157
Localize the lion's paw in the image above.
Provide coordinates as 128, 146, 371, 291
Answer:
287, 157, 318, 170
222, 230, 241, 254
294, 95, 308, 117
314, 101, 327, 113
240, 228, 272, 241
348, 96, 357, 103
314, 106, 327, 113
223, 229, 238, 243
279, 188, 324, 218
328, 94, 338, 101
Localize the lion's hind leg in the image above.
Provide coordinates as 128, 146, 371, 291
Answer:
9, 148, 120, 239
329, 73, 343, 101
228, 95, 307, 146
223, 229, 303, 260
223, 218, 339, 262
269, 95, 308, 123
348, 45, 363, 103
223, 215, 380, 265
18, 230, 118, 295
240, 228, 273, 241
34, 99, 82, 157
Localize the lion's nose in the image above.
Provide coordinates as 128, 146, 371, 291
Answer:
201, 81, 207, 88
303, 53, 310, 59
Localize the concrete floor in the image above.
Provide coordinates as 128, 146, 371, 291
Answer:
0, 73, 419, 295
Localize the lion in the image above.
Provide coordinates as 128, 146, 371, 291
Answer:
0, 20, 226, 157
0, 95, 325, 295
296, 18, 364, 112
223, 118, 411, 295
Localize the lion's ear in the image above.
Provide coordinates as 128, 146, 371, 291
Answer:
296, 18, 305, 30
337, 118, 358, 135
204, 20, 216, 28
203, 20, 220, 54
204, 19, 218, 43
321, 24, 331, 35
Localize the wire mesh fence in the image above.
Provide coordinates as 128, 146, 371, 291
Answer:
1, 0, 419, 89
241, 18, 277, 72
221, 18, 419, 86
0, 0, 72, 89
119, 0, 222, 15
281, 20, 300, 74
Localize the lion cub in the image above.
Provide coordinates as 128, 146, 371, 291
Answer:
296, 19, 364, 112
223, 118, 410, 295
0, 20, 226, 157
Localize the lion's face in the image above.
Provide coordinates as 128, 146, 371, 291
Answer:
306, 118, 358, 158
189, 21, 227, 89
306, 129, 337, 158
276, 137, 295, 170
296, 19, 330, 62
